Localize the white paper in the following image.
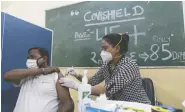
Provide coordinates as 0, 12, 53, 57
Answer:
89, 99, 152, 112
90, 101, 117, 111
96, 93, 107, 102
100, 100, 152, 112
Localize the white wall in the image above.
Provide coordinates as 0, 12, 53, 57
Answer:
1, 1, 83, 27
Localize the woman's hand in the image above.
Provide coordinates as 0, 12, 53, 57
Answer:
59, 78, 80, 90
65, 67, 80, 78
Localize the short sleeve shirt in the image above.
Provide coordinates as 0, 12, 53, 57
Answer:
13, 72, 60, 112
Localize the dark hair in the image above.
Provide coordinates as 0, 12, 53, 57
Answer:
28, 47, 50, 64
102, 33, 129, 55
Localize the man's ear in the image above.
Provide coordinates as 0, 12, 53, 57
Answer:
37, 56, 47, 66
43, 56, 47, 62
41, 56, 48, 64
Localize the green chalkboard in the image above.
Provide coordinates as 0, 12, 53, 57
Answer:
46, 1, 185, 67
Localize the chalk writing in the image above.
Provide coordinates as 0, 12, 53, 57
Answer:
129, 52, 137, 61
132, 5, 144, 16
129, 25, 146, 46
85, 17, 145, 27
162, 43, 172, 61
95, 25, 145, 46
74, 32, 91, 41
90, 52, 103, 65
90, 51, 138, 65
84, 5, 144, 23
71, 10, 79, 16
150, 44, 160, 61
138, 43, 176, 62
153, 35, 171, 43
139, 52, 149, 62
96, 25, 120, 41
172, 51, 185, 61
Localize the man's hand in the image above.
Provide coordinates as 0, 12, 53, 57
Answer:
43, 67, 61, 75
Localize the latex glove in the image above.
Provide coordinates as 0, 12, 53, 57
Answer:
59, 78, 80, 90
65, 67, 79, 77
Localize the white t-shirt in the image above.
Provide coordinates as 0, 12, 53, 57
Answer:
13, 72, 60, 112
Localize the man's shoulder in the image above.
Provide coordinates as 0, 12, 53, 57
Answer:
41, 72, 58, 77
38, 72, 58, 82
48, 72, 59, 82
48, 72, 58, 76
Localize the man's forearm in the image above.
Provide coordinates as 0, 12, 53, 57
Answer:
4, 68, 43, 82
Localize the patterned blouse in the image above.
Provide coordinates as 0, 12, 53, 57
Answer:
88, 57, 151, 104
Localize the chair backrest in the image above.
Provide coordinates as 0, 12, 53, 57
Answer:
142, 78, 155, 105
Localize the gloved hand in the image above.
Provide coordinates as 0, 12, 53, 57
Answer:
65, 67, 79, 78
59, 78, 80, 90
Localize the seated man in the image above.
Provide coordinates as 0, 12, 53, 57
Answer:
4, 47, 74, 112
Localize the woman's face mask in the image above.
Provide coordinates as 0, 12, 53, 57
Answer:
100, 50, 113, 62
100, 35, 122, 62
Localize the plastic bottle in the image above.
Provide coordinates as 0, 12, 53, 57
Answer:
78, 70, 91, 112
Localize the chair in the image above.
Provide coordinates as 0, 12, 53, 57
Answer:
142, 78, 155, 105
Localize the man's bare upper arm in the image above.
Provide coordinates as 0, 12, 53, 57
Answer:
56, 80, 72, 102
56, 72, 71, 101
56, 77, 74, 112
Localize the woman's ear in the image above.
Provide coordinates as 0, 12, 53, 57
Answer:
115, 46, 120, 53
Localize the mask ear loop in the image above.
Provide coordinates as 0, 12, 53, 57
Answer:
116, 33, 122, 48
109, 33, 123, 53
108, 33, 123, 60
120, 32, 129, 56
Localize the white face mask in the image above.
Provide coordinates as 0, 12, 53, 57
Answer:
26, 59, 39, 69
100, 50, 113, 62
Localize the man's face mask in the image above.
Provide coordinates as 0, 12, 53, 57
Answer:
100, 34, 122, 62
26, 57, 42, 69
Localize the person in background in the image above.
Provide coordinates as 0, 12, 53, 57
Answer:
4, 47, 74, 112
59, 33, 151, 104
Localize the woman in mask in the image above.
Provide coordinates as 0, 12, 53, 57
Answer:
59, 33, 151, 104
